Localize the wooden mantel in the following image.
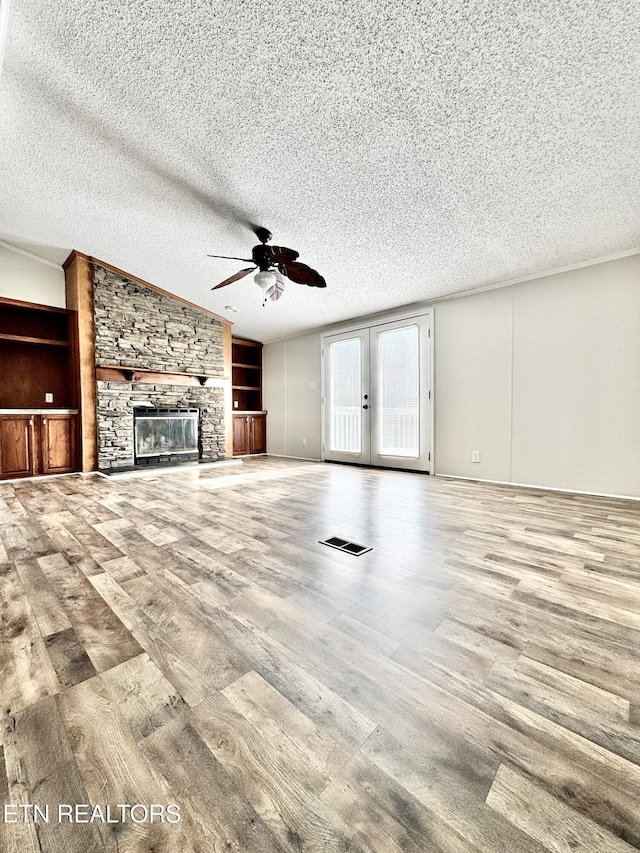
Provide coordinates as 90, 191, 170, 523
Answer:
63, 250, 233, 471
95, 365, 229, 387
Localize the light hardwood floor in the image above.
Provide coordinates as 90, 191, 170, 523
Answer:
1, 456, 640, 852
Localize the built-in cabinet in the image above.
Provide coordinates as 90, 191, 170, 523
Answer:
232, 412, 267, 455
232, 337, 266, 455
0, 413, 77, 479
0, 416, 33, 478
0, 295, 79, 478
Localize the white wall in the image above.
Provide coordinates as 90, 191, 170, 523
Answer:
263, 340, 287, 456
264, 254, 640, 498
434, 286, 513, 481
510, 258, 640, 496
435, 255, 640, 497
263, 332, 322, 459
0, 243, 66, 307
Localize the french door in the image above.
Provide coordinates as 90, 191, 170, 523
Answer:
323, 314, 431, 471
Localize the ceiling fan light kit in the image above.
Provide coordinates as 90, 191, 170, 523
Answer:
254, 269, 277, 290
209, 225, 326, 304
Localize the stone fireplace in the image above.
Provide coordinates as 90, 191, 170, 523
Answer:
90, 262, 228, 471
96, 381, 224, 469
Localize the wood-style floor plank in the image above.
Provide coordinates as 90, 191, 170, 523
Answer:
3, 697, 105, 853
139, 714, 288, 852
486, 763, 636, 852
37, 552, 143, 673
1, 457, 639, 852
0, 563, 61, 717
190, 690, 373, 852
221, 670, 351, 794
0, 744, 41, 853
56, 675, 196, 852
12, 557, 72, 639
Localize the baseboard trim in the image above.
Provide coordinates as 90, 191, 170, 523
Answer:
435, 473, 640, 502
0, 471, 81, 485
266, 453, 322, 462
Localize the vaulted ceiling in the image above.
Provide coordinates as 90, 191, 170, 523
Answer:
1, 1, 639, 341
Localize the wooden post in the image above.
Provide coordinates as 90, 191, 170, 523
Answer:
63, 251, 98, 472
222, 322, 233, 458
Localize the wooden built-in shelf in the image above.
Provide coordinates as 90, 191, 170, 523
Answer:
0, 295, 77, 416
0, 332, 70, 347
231, 338, 264, 453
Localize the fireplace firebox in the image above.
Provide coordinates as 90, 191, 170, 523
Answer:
134, 407, 199, 465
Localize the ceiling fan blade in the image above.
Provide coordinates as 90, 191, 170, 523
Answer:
264, 245, 299, 265
207, 254, 253, 262
266, 271, 286, 302
280, 261, 326, 288
211, 267, 256, 290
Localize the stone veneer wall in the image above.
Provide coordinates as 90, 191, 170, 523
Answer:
92, 263, 226, 470
93, 264, 223, 374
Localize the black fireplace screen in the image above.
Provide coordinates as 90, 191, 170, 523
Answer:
134, 408, 199, 463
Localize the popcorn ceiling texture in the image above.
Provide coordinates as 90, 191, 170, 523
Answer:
1, 1, 639, 341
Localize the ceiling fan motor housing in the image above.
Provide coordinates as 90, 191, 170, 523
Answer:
252, 243, 275, 271
251, 242, 300, 271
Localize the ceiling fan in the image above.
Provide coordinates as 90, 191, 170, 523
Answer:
208, 226, 326, 303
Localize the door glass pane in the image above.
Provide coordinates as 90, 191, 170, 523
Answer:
330, 338, 361, 453
378, 326, 419, 457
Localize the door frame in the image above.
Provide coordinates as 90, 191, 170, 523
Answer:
321, 309, 434, 472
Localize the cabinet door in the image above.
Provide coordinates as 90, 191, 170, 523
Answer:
41, 415, 76, 474
0, 416, 34, 478
250, 415, 266, 454
232, 415, 250, 455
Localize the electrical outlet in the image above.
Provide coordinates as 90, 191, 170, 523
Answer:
45, 392, 54, 403
233, 400, 238, 408
301, 438, 307, 447
308, 381, 316, 391
471, 450, 480, 463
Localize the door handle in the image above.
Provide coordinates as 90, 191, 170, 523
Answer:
362, 404, 369, 410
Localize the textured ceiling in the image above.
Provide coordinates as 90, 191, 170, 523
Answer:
1, 0, 639, 342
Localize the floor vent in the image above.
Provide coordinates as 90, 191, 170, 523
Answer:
320, 536, 372, 556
